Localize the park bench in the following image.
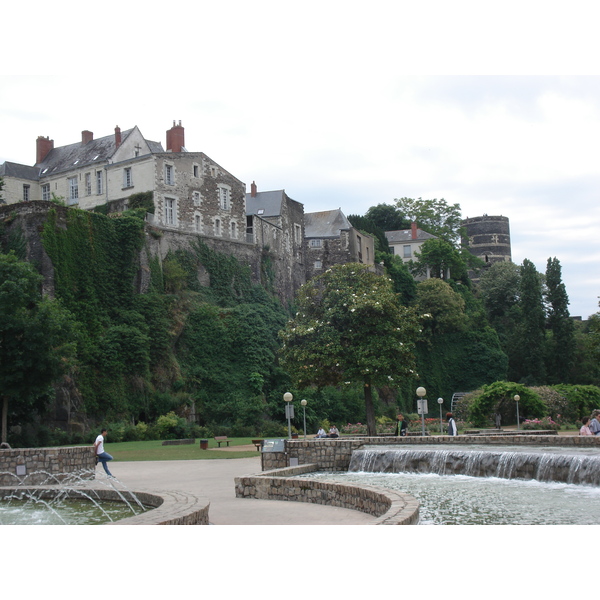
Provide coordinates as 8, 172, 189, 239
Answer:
214, 436, 231, 447
252, 439, 264, 451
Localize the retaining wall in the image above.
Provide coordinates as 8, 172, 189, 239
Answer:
274, 435, 600, 472
235, 464, 419, 525
0, 446, 95, 486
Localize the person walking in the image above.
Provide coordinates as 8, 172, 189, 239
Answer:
94, 428, 114, 477
447, 413, 458, 436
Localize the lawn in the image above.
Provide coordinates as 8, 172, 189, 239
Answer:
101, 438, 261, 462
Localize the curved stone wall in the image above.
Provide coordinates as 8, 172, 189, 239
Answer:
0, 487, 210, 525
235, 464, 420, 525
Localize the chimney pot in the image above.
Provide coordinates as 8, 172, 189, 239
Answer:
411, 222, 418, 240
115, 126, 122, 148
251, 181, 257, 197
82, 130, 93, 145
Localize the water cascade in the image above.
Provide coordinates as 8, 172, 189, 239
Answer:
348, 445, 600, 486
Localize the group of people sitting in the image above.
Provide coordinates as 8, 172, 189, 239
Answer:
316, 426, 339, 438
580, 411, 600, 435
313, 412, 460, 438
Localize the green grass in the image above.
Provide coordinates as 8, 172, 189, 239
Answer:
99, 438, 261, 462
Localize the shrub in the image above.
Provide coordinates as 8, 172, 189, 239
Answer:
522, 417, 559, 431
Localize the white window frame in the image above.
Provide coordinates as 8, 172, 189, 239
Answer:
85, 172, 92, 195
96, 171, 103, 195
123, 167, 133, 188
214, 218, 221, 236
23, 184, 30, 201
218, 184, 231, 210
164, 197, 177, 226
403, 245, 412, 258
165, 163, 174, 185
310, 239, 321, 248
192, 191, 202, 206
231, 221, 237, 239
42, 183, 50, 201
68, 177, 79, 204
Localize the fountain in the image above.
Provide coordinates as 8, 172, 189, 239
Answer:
0, 468, 149, 525
348, 444, 600, 486
302, 443, 600, 524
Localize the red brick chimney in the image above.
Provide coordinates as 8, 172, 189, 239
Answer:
166, 120, 185, 152
251, 181, 257, 197
411, 222, 418, 240
36, 136, 54, 165
114, 126, 122, 148
82, 130, 93, 145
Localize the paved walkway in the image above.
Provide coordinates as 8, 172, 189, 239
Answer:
103, 457, 375, 525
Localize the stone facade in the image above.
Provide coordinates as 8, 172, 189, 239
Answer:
278, 435, 600, 472
234, 464, 420, 525
304, 209, 376, 279
0, 445, 95, 486
461, 215, 512, 282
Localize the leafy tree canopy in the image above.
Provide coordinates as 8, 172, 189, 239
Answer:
364, 203, 411, 232
0, 252, 77, 442
394, 197, 463, 245
278, 263, 420, 434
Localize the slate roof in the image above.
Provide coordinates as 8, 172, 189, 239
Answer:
304, 209, 351, 238
35, 128, 164, 178
385, 228, 437, 243
0, 161, 40, 181
245, 190, 286, 217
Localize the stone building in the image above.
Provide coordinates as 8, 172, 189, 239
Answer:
245, 183, 306, 299
304, 209, 376, 279
461, 215, 512, 283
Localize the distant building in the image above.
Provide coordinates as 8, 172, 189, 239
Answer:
304, 208, 376, 279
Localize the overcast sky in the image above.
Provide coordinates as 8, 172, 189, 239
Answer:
2, 1, 599, 318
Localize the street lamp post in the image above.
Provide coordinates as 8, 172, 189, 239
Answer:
514, 394, 520, 430
416, 387, 427, 436
301, 399, 307, 440
284, 392, 293, 439
437, 397, 444, 435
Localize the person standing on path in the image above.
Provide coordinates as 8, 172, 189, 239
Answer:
395, 414, 408, 436
94, 428, 114, 477
447, 413, 458, 436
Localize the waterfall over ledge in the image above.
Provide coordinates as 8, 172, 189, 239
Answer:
348, 445, 600, 486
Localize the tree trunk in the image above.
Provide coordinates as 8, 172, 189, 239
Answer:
364, 383, 376, 436
1, 396, 8, 444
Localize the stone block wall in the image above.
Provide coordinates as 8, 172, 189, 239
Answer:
281, 435, 600, 472
235, 464, 419, 525
0, 446, 95, 486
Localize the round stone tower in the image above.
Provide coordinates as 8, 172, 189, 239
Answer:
461, 215, 512, 266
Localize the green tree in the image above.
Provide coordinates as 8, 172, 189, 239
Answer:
0, 253, 77, 443
411, 237, 466, 281
394, 197, 463, 245
468, 381, 546, 427
278, 263, 420, 435
545, 257, 575, 383
364, 203, 411, 232
519, 259, 546, 384
413, 278, 466, 336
